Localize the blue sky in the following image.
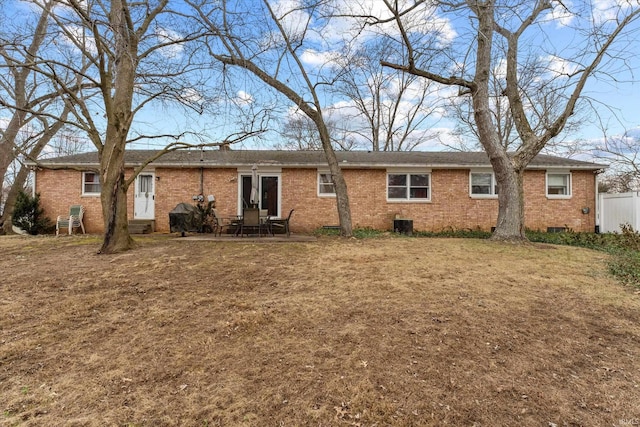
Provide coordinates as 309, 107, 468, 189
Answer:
2, 0, 639, 158
133, 0, 640, 156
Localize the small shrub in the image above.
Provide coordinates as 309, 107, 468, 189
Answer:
12, 191, 53, 235
617, 223, 640, 251
526, 229, 609, 250
353, 227, 386, 238
416, 226, 492, 239
313, 226, 388, 238
608, 248, 640, 287
313, 226, 341, 237
605, 225, 640, 288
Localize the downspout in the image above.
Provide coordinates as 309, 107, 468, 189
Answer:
594, 169, 604, 233
199, 146, 204, 195
31, 167, 36, 198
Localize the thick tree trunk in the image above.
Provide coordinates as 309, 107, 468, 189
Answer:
316, 116, 353, 237
1, 165, 30, 235
330, 167, 353, 237
96, 0, 137, 254
492, 166, 526, 241
0, 142, 15, 192
471, 1, 528, 242
99, 144, 134, 253
0, 113, 29, 190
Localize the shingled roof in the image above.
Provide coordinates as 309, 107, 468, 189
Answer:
34, 149, 606, 170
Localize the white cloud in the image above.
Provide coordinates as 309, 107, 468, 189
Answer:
236, 90, 254, 105
155, 27, 184, 59
271, 0, 311, 41
591, 0, 637, 24
545, 55, 580, 77
60, 24, 98, 55
270, 0, 456, 57
543, 0, 576, 27
327, 0, 456, 47
411, 126, 458, 150
300, 49, 343, 68
493, 58, 508, 80
182, 88, 203, 104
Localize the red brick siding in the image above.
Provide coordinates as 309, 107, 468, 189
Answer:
36, 169, 103, 234
35, 167, 597, 234
523, 170, 595, 232
154, 167, 239, 232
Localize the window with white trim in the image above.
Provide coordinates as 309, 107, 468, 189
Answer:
318, 172, 335, 196
82, 171, 101, 195
470, 172, 498, 197
387, 172, 430, 201
547, 172, 571, 197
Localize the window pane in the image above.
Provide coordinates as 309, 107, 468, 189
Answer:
83, 172, 101, 194
471, 173, 492, 194
472, 185, 490, 194
410, 174, 429, 186
548, 186, 566, 195
548, 174, 569, 195
410, 187, 429, 199
319, 184, 333, 193
388, 187, 406, 199
139, 175, 152, 193
319, 183, 335, 194
86, 184, 100, 193
548, 174, 568, 186
471, 173, 491, 186
388, 174, 406, 186
319, 173, 335, 194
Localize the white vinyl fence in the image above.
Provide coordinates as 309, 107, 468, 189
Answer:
599, 192, 640, 233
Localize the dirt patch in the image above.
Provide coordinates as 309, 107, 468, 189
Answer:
1, 234, 639, 426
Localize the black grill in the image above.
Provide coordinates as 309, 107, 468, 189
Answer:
169, 203, 199, 235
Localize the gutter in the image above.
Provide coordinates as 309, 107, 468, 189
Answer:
30, 161, 607, 171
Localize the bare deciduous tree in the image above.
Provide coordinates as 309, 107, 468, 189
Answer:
594, 132, 640, 192
446, 53, 587, 155
26, 0, 263, 252
374, 0, 640, 241
276, 114, 356, 151
189, 0, 354, 236
0, 1, 79, 234
333, 38, 442, 151
1, 106, 72, 233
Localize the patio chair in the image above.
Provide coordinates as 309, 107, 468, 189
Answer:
56, 205, 85, 236
270, 209, 294, 237
212, 210, 240, 236
240, 208, 262, 236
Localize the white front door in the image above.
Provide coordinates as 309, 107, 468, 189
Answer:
134, 173, 155, 220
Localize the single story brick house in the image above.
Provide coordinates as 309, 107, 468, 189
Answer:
31, 149, 605, 234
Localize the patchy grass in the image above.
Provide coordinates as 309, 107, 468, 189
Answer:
1, 234, 640, 426
526, 226, 640, 288
322, 225, 640, 289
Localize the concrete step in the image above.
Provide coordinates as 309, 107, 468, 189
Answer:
128, 220, 154, 234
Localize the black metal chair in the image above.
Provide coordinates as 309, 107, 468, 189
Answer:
270, 209, 294, 237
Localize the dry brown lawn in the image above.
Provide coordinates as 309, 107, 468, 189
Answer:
1, 234, 640, 426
